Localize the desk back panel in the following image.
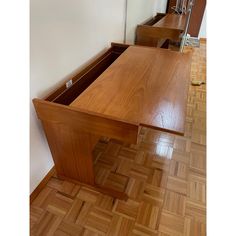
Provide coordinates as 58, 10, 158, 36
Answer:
45, 44, 129, 105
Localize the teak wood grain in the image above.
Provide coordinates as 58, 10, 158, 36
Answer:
135, 13, 183, 48
32, 44, 136, 200
136, 25, 181, 47
33, 98, 138, 195
153, 13, 186, 31
71, 46, 192, 135
33, 99, 138, 144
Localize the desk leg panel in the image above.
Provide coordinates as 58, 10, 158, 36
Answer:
33, 99, 139, 198
42, 120, 98, 185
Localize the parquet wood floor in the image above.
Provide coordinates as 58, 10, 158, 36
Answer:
31, 42, 206, 236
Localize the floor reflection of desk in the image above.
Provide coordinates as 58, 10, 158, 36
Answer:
33, 45, 191, 200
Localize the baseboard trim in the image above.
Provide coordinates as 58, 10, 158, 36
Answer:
30, 166, 56, 204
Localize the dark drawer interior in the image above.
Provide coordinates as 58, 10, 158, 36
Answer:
45, 43, 129, 105
143, 13, 166, 26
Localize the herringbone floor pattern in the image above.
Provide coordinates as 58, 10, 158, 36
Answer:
31, 42, 206, 236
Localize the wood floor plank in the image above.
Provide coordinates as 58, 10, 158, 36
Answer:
112, 199, 140, 220
84, 207, 113, 235
185, 199, 206, 223
31, 211, 63, 236
136, 202, 160, 230
107, 215, 135, 236
158, 211, 185, 236
166, 176, 187, 195
169, 160, 188, 180
188, 173, 206, 204
132, 223, 159, 235
189, 143, 206, 175
54, 221, 84, 236
163, 190, 186, 216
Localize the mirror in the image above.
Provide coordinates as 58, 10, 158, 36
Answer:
125, 0, 205, 51
125, 0, 168, 44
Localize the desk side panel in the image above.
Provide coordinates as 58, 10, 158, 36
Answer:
41, 120, 97, 184
33, 99, 138, 184
33, 99, 138, 144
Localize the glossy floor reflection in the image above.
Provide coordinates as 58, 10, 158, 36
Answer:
31, 41, 206, 236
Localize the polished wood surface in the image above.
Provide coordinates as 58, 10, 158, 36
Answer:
33, 98, 138, 193
135, 13, 184, 48
153, 13, 186, 31
136, 25, 181, 47
33, 44, 139, 200
31, 41, 206, 235
33, 99, 138, 144
71, 46, 192, 135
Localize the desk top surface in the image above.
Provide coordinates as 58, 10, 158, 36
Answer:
70, 46, 191, 135
153, 13, 186, 31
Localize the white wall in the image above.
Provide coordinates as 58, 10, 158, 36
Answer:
125, 0, 168, 44
155, 0, 168, 13
199, 7, 207, 38
30, 0, 126, 193
126, 0, 158, 44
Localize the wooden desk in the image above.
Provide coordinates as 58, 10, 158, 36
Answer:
33, 44, 191, 200
153, 13, 186, 31
136, 13, 186, 48
71, 46, 190, 134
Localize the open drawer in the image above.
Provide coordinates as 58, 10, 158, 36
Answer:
45, 43, 130, 105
